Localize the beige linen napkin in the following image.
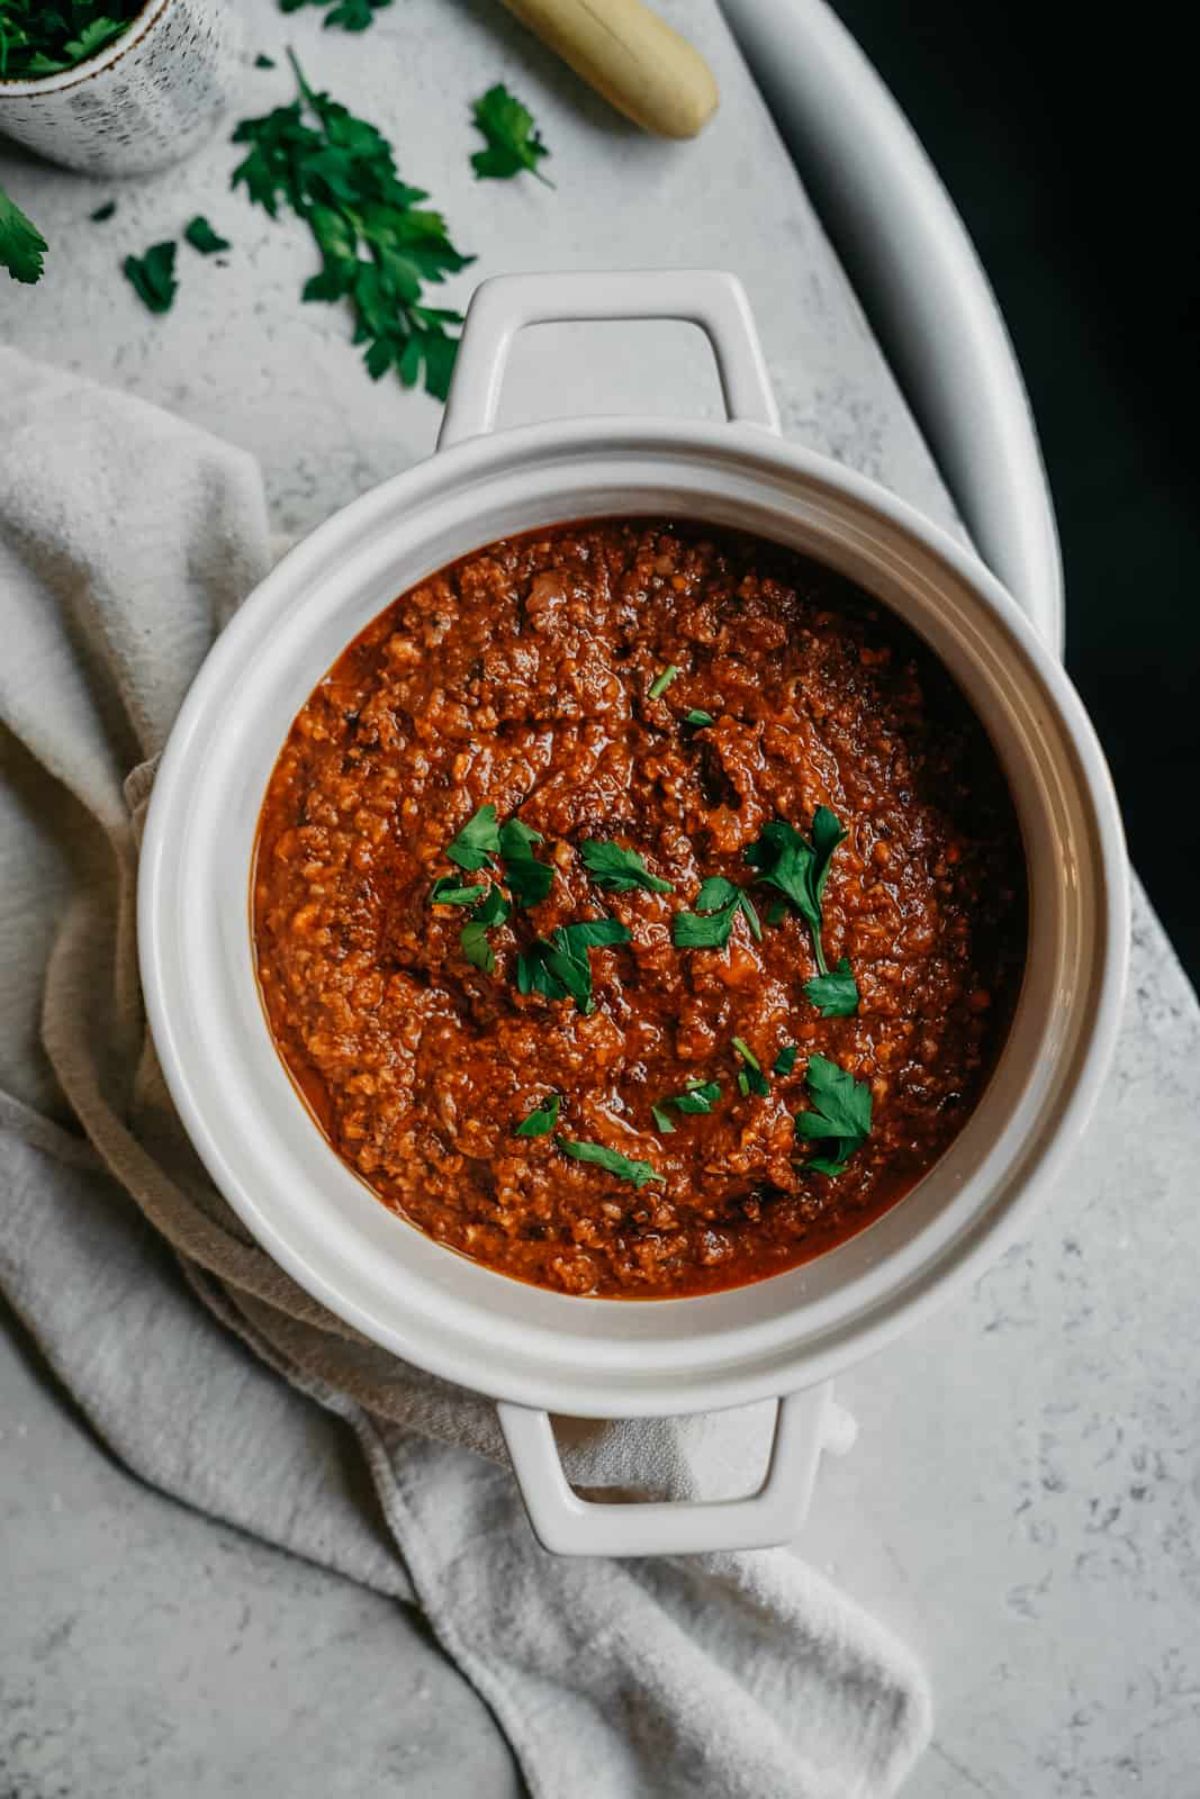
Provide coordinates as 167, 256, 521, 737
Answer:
0, 346, 931, 1799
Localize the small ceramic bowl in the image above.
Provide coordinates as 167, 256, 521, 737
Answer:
139, 270, 1129, 1557
0, 0, 243, 175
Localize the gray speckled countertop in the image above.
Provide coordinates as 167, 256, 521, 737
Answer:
3, 2, 1199, 1794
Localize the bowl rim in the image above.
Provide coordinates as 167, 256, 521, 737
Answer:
138, 414, 1129, 1415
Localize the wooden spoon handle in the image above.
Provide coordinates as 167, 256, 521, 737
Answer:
500, 0, 719, 138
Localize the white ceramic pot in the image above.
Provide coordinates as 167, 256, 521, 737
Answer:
139, 270, 1128, 1557
0, 0, 242, 175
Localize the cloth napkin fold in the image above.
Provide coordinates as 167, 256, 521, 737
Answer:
0, 348, 931, 1799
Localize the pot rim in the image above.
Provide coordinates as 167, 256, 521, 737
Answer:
138, 413, 1129, 1417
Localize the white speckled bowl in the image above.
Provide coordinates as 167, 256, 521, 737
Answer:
0, 0, 243, 175
139, 271, 1129, 1556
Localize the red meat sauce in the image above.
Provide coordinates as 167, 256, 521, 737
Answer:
253, 519, 1026, 1298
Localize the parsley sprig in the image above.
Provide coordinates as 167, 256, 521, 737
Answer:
673, 875, 761, 951
651, 1079, 721, 1134
470, 83, 553, 185
556, 1135, 661, 1189
516, 917, 630, 1014
581, 839, 673, 895
231, 52, 473, 400
795, 1053, 872, 1176
746, 808, 859, 1015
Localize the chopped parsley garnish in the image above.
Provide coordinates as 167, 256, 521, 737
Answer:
516, 917, 630, 1014
470, 83, 553, 185
254, 52, 276, 67
803, 957, 859, 1019
498, 815, 554, 908
556, 1135, 662, 1189
445, 804, 500, 872
580, 839, 673, 895
732, 1037, 769, 1098
648, 664, 681, 700
746, 806, 859, 1011
278, 0, 392, 33
795, 1053, 872, 1176
429, 876, 486, 907
673, 875, 761, 950
0, 183, 47, 285
652, 1078, 721, 1132
232, 52, 472, 399
184, 215, 230, 255
773, 1043, 798, 1077
90, 200, 117, 223
123, 242, 178, 315
458, 883, 510, 974
515, 1092, 560, 1138
684, 709, 715, 727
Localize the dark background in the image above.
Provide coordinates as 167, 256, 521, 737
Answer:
832, 3, 1199, 982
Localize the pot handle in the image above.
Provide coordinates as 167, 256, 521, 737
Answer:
497, 1385, 856, 1558
438, 268, 780, 448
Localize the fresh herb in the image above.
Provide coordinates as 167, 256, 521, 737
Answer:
90, 199, 117, 223
123, 242, 178, 315
470, 82, 552, 184
772, 1043, 798, 1077
515, 1092, 560, 1138
278, 0, 392, 33
746, 805, 855, 995
733, 1037, 769, 1098
0, 0, 142, 80
516, 917, 630, 1014
232, 52, 472, 400
445, 804, 500, 872
803, 956, 859, 1019
184, 215, 230, 255
580, 839, 673, 895
498, 815, 554, 908
0, 182, 47, 284
653, 1078, 721, 1132
684, 709, 715, 727
429, 876, 486, 907
556, 1135, 662, 1189
458, 883, 510, 974
795, 1053, 872, 1176
255, 52, 276, 67
673, 875, 761, 950
648, 664, 680, 700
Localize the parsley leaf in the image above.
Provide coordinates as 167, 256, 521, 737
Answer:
556, 1135, 662, 1189
0, 182, 47, 285
515, 1092, 560, 1138
470, 83, 552, 185
648, 664, 680, 700
795, 1053, 872, 1176
746, 805, 849, 977
498, 815, 554, 908
458, 882, 510, 973
446, 804, 500, 872
255, 52, 276, 67
580, 839, 673, 895
733, 1036, 769, 1097
0, 0, 142, 79
673, 877, 761, 949
184, 215, 231, 255
123, 242, 177, 314
279, 0, 393, 32
773, 1043, 798, 1077
90, 200, 117, 223
516, 917, 630, 1014
232, 53, 472, 400
684, 709, 715, 727
429, 876, 486, 907
653, 1078, 721, 1131
803, 956, 860, 1019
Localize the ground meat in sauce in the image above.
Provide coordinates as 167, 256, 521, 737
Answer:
253, 520, 1027, 1298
